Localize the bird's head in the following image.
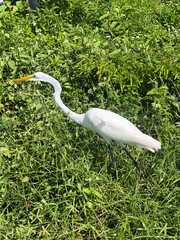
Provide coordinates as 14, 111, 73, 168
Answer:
14, 72, 62, 93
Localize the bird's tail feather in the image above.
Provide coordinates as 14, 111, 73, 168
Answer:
134, 133, 161, 152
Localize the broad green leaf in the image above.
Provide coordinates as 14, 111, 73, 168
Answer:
19, 53, 31, 58
110, 21, 117, 29
8, 60, 15, 69
36, 103, 42, 110
108, 49, 121, 57
22, 176, 29, 183
86, 201, 93, 209
99, 11, 109, 20
0, 59, 5, 67
16, 1, 24, 9
83, 188, 91, 194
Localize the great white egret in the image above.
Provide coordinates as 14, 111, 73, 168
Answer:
14, 72, 161, 172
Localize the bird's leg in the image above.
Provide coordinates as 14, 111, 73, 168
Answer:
120, 144, 141, 173
108, 144, 115, 169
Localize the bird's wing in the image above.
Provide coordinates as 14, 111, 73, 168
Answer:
85, 108, 142, 143
85, 108, 161, 152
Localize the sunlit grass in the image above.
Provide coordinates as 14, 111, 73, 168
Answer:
0, 0, 179, 239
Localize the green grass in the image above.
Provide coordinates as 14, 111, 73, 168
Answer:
0, 0, 180, 239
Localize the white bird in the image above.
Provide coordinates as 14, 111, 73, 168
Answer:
14, 72, 161, 172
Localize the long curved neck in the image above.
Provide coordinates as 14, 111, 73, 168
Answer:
53, 90, 85, 125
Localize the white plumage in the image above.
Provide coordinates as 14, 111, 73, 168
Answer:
83, 108, 161, 152
14, 72, 161, 170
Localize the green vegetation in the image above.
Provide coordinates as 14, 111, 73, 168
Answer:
0, 0, 179, 239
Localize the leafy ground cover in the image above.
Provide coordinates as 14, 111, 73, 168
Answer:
0, 0, 179, 239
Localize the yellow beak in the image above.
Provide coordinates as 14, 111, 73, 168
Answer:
14, 75, 34, 82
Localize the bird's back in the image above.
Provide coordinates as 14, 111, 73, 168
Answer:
83, 108, 161, 152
